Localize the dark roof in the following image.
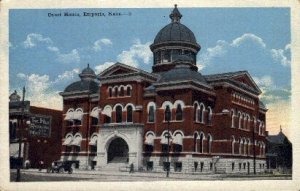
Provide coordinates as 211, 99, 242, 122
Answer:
153, 22, 197, 45
204, 71, 248, 81
158, 65, 208, 85
259, 100, 267, 110
64, 80, 99, 93
267, 131, 287, 144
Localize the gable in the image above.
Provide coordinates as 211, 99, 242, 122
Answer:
99, 62, 140, 78
230, 73, 261, 94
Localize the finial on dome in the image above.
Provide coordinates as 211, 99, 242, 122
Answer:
170, 4, 182, 23
87, 63, 90, 68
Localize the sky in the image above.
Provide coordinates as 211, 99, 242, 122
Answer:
9, 7, 291, 137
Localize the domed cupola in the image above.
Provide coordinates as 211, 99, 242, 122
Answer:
150, 4, 201, 73
62, 64, 99, 95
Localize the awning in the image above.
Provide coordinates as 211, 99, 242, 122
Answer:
10, 143, 24, 157
62, 136, 73, 146
64, 111, 74, 121
102, 107, 112, 117
173, 134, 183, 145
72, 136, 82, 146
89, 135, 98, 146
90, 108, 99, 118
73, 110, 83, 121
144, 135, 154, 146
160, 134, 172, 145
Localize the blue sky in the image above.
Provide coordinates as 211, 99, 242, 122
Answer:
9, 7, 291, 135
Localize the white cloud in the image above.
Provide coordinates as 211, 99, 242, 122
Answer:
47, 46, 59, 52
23, 33, 52, 48
92, 38, 112, 52
94, 62, 115, 74
117, 39, 152, 68
271, 43, 291, 66
231, 33, 266, 48
56, 49, 80, 64
14, 68, 84, 110
253, 75, 274, 87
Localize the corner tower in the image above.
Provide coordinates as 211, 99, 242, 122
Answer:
150, 5, 201, 73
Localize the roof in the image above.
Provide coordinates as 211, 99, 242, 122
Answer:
259, 100, 267, 110
158, 65, 208, 85
204, 71, 262, 94
267, 131, 287, 144
64, 80, 99, 93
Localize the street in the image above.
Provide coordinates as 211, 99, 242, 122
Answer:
10, 169, 292, 182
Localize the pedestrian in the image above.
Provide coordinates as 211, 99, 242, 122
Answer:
39, 160, 44, 171
129, 163, 134, 173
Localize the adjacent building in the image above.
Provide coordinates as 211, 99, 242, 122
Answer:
9, 90, 62, 169
60, 5, 267, 173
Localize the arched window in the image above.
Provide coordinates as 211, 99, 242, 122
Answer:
165, 105, 171, 121
199, 133, 204, 153
207, 134, 212, 153
126, 105, 133, 122
108, 87, 113, 97
175, 104, 183, 121
102, 105, 112, 124
114, 87, 118, 97
193, 133, 197, 152
198, 104, 205, 123
116, 105, 123, 123
239, 138, 243, 155
119, 86, 125, 96
238, 113, 242, 129
207, 107, 212, 125
126, 86, 131, 96
193, 103, 198, 121
231, 110, 235, 128
148, 106, 155, 122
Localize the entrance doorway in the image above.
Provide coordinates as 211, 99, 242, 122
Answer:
107, 137, 129, 163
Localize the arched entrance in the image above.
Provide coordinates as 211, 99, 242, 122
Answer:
107, 137, 129, 163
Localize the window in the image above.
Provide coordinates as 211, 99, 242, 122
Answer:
174, 162, 182, 172
193, 103, 198, 121
146, 161, 153, 171
199, 133, 204, 153
194, 162, 198, 172
243, 163, 246, 169
163, 50, 171, 62
66, 120, 73, 126
175, 104, 183, 121
207, 107, 212, 125
198, 104, 205, 123
90, 145, 97, 153
210, 162, 213, 171
91, 117, 98, 126
200, 162, 204, 172
109, 88, 112, 97
232, 162, 235, 171
148, 106, 155, 122
161, 144, 169, 153
239, 163, 242, 171
126, 86, 131, 96
116, 105, 123, 123
173, 144, 182, 153
114, 87, 118, 97
231, 110, 235, 128
145, 145, 154, 152
126, 105, 133, 122
231, 136, 235, 154
66, 146, 72, 152
207, 135, 212, 153
119, 86, 125, 96
193, 133, 197, 152
163, 162, 170, 171
164, 105, 171, 121
74, 146, 80, 153
74, 119, 81, 126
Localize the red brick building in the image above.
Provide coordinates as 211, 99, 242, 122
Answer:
60, 5, 267, 173
9, 90, 62, 169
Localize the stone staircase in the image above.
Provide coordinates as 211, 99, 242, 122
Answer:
101, 157, 129, 171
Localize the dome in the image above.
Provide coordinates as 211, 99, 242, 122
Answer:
79, 64, 96, 80
64, 80, 99, 93
9, 90, 21, 102
154, 22, 197, 44
158, 64, 208, 85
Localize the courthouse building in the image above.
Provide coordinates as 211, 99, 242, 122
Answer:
60, 5, 267, 173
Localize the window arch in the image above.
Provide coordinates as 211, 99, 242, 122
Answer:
119, 86, 125, 96
173, 132, 183, 152
207, 134, 212, 153
108, 87, 113, 97
165, 105, 171, 121
199, 132, 204, 153
198, 103, 205, 123
116, 105, 123, 123
113, 86, 118, 97
231, 109, 235, 128
193, 102, 199, 121
175, 104, 183, 121
126, 85, 132, 96
207, 107, 212, 125
102, 105, 112, 123
126, 105, 133, 122
231, 136, 235, 155
147, 102, 156, 123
